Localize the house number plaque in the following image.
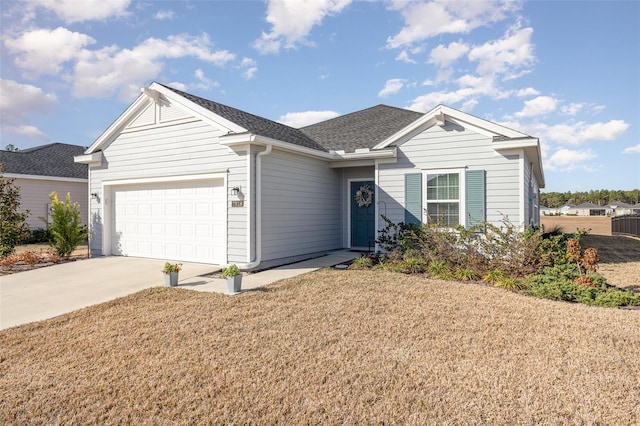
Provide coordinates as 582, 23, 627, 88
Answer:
231, 201, 244, 207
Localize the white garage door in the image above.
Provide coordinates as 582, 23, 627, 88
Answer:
111, 179, 225, 264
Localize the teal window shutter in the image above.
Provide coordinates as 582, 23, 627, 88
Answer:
465, 170, 486, 228
405, 173, 422, 224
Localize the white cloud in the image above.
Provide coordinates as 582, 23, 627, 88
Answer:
378, 78, 406, 97
501, 119, 630, 146
26, 0, 131, 23
545, 148, 597, 172
239, 57, 258, 80
193, 69, 219, 90
561, 102, 584, 116
408, 87, 481, 112
429, 41, 469, 68
4, 27, 96, 75
253, 0, 351, 54
516, 87, 539, 97
72, 34, 235, 100
278, 110, 340, 127
0, 79, 56, 142
468, 25, 535, 77
514, 96, 557, 118
623, 144, 640, 154
395, 50, 417, 64
386, 0, 518, 49
155, 10, 174, 20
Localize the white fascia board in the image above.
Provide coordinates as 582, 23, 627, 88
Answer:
3, 173, 88, 183
221, 134, 336, 160
74, 152, 103, 165
493, 137, 539, 151
149, 82, 247, 134
373, 104, 531, 150
222, 133, 397, 164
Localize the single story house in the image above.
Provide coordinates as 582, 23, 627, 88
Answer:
575, 202, 606, 216
606, 201, 634, 216
75, 82, 544, 269
1, 143, 88, 229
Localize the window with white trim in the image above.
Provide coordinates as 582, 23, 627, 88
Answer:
425, 172, 461, 227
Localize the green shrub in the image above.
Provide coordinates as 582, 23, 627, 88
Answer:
349, 256, 373, 269
525, 263, 639, 307
428, 259, 452, 280
221, 264, 241, 278
0, 171, 30, 257
23, 228, 52, 244
593, 291, 640, 308
495, 277, 527, 291
398, 250, 427, 274
49, 192, 88, 257
453, 267, 479, 281
482, 269, 505, 285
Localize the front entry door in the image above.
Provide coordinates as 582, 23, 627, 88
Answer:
350, 181, 376, 249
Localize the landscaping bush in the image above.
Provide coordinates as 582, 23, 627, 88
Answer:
525, 263, 639, 307
23, 228, 52, 244
0, 171, 30, 257
49, 192, 88, 257
372, 215, 638, 307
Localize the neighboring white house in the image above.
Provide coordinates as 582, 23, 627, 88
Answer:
575, 202, 606, 216
606, 201, 634, 216
0, 143, 88, 229
75, 82, 545, 269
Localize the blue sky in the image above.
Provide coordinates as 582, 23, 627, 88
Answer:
1, 0, 638, 193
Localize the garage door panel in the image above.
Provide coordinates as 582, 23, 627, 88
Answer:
111, 179, 225, 263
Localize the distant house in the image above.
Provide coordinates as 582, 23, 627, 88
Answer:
0, 143, 88, 229
575, 202, 606, 216
606, 201, 634, 216
540, 205, 555, 216
76, 82, 544, 268
558, 204, 576, 215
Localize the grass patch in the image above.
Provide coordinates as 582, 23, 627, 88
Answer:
2, 269, 639, 424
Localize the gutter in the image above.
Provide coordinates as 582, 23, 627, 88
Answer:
234, 144, 272, 270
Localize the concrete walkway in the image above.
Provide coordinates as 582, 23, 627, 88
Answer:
0, 250, 357, 330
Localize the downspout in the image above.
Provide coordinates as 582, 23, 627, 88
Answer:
236, 144, 272, 270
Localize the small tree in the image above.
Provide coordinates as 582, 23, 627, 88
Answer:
49, 191, 87, 257
0, 169, 30, 257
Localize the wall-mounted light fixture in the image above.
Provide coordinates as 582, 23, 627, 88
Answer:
91, 192, 100, 202
231, 186, 241, 196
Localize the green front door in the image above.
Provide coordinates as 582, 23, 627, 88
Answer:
351, 181, 376, 249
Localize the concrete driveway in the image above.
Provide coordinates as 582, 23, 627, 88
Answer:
0, 257, 217, 330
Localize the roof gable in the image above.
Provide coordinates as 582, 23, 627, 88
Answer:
0, 143, 87, 179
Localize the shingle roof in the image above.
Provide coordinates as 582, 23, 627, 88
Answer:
160, 84, 328, 152
299, 105, 423, 152
575, 202, 605, 208
0, 143, 88, 179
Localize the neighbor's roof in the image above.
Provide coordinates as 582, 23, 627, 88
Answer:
0, 143, 88, 179
160, 84, 328, 152
299, 105, 423, 152
575, 202, 605, 209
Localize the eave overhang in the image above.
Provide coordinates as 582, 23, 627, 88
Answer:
220, 133, 397, 165
74, 151, 103, 166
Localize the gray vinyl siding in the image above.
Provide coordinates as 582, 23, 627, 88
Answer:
378, 121, 522, 229
13, 177, 88, 229
261, 150, 341, 260
87, 119, 247, 261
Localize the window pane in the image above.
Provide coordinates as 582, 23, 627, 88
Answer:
427, 202, 459, 227
426, 173, 459, 201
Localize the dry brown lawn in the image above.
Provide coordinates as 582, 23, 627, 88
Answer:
2, 266, 640, 424
541, 216, 612, 236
